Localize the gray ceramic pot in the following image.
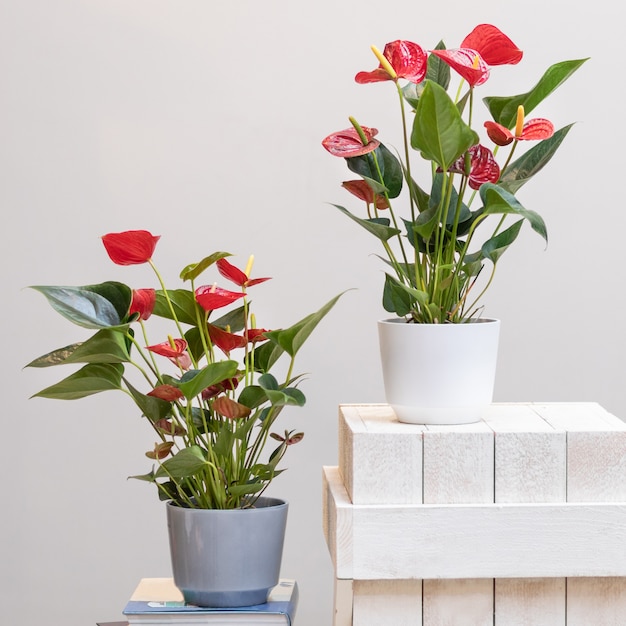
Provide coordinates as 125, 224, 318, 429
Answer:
166, 497, 288, 607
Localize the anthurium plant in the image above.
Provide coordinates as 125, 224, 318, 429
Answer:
26, 230, 342, 509
322, 24, 587, 323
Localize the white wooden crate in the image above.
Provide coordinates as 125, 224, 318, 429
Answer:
324, 403, 626, 626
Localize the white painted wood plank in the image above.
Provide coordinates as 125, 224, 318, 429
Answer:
533, 402, 626, 431
339, 405, 424, 504
423, 579, 493, 626
322, 466, 353, 578
535, 404, 626, 621
487, 405, 567, 624
567, 577, 626, 626
347, 502, 626, 579
332, 578, 353, 626
485, 404, 566, 503
323, 466, 626, 580
494, 578, 565, 625
423, 421, 494, 504
353, 580, 422, 626
568, 430, 626, 502
423, 419, 495, 623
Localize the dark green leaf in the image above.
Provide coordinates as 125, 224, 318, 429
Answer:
481, 219, 524, 263
228, 482, 264, 497
258, 373, 279, 390
411, 80, 478, 170
479, 183, 547, 243
154, 289, 200, 326
154, 446, 208, 479
499, 124, 574, 194
25, 329, 130, 368
383, 274, 427, 317
212, 304, 247, 333
264, 291, 346, 358
125, 379, 172, 422
30, 282, 131, 329
177, 360, 239, 400
333, 204, 400, 242
483, 59, 589, 128
31, 363, 123, 400
346, 143, 403, 198
264, 387, 306, 407
237, 385, 268, 409
249, 340, 285, 374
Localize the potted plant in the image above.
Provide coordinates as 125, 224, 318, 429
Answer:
322, 24, 587, 424
26, 229, 343, 607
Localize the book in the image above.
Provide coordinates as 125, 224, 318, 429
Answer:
122, 578, 298, 625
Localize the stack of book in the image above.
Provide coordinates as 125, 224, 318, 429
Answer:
106, 577, 299, 625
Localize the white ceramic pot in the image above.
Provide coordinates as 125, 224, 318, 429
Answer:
377, 318, 500, 425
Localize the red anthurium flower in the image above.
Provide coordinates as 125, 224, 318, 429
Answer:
342, 180, 389, 210
246, 328, 269, 343
484, 119, 555, 146
355, 40, 427, 84
461, 24, 523, 67
212, 395, 251, 420
147, 338, 192, 370
449, 145, 500, 190
321, 127, 379, 158
130, 288, 156, 321
202, 377, 240, 400
101, 230, 160, 266
208, 324, 247, 353
431, 24, 522, 87
147, 384, 184, 402
430, 48, 491, 87
216, 258, 271, 288
195, 285, 245, 311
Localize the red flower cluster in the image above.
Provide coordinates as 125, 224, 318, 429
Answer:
321, 24, 554, 200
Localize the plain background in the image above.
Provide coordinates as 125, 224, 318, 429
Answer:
2, 1, 623, 625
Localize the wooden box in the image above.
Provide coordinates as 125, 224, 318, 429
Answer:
323, 403, 626, 625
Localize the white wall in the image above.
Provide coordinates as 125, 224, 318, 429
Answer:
2, 1, 622, 625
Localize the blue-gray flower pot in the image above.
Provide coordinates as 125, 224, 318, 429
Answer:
166, 497, 288, 607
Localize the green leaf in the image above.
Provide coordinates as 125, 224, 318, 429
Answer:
264, 292, 346, 358
429, 172, 471, 225
31, 363, 123, 400
177, 360, 239, 400
153, 289, 200, 326
333, 204, 400, 242
179, 252, 232, 281
249, 341, 285, 374
125, 379, 172, 422
346, 143, 403, 198
481, 219, 524, 263
264, 387, 306, 407
212, 304, 247, 333
30, 282, 132, 329
25, 329, 131, 367
499, 124, 574, 194
411, 80, 478, 170
483, 58, 589, 128
237, 385, 268, 409
227, 482, 265, 497
479, 183, 547, 243
259, 373, 279, 390
154, 446, 208, 479
383, 274, 427, 317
